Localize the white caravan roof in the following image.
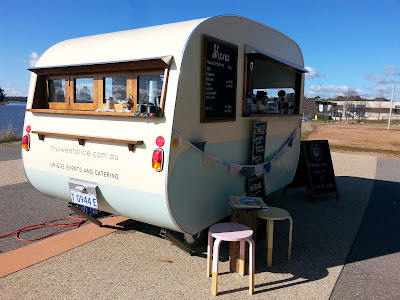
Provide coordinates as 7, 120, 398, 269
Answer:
31, 15, 306, 72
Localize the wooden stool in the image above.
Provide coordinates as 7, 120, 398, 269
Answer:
257, 207, 293, 267
207, 223, 255, 296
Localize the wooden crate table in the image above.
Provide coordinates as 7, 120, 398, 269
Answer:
229, 196, 265, 274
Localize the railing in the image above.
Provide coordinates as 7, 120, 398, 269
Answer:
31, 131, 143, 152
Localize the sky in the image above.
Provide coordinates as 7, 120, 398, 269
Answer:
1, 0, 399, 101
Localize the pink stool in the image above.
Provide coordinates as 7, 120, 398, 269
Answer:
207, 222, 255, 296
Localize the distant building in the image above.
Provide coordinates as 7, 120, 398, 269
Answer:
314, 100, 400, 120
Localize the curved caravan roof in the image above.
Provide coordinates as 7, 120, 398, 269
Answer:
32, 15, 306, 71
33, 18, 207, 69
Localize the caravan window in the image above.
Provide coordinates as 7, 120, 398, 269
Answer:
243, 54, 303, 116
48, 78, 66, 103
47, 76, 69, 109
104, 76, 127, 102
30, 61, 169, 116
138, 75, 164, 105
70, 75, 98, 110
74, 78, 94, 103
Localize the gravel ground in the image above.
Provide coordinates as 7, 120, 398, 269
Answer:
0, 152, 377, 300
305, 123, 400, 158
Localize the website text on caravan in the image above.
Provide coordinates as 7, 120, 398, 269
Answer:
50, 145, 119, 161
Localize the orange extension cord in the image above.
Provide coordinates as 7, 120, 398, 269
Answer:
0, 214, 87, 242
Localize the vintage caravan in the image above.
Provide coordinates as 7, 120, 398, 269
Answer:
23, 15, 307, 239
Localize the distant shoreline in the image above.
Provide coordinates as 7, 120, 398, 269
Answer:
0, 101, 27, 105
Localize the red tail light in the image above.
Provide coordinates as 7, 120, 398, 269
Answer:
22, 134, 30, 151
152, 148, 164, 172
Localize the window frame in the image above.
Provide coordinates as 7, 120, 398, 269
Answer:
33, 60, 169, 116
243, 53, 304, 117
46, 75, 69, 110
97, 71, 133, 110
70, 74, 99, 111
136, 69, 167, 106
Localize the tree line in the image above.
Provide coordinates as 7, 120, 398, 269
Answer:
0, 86, 5, 102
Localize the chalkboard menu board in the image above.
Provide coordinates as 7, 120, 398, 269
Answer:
286, 140, 338, 202
201, 35, 238, 122
252, 121, 267, 165
302, 140, 338, 197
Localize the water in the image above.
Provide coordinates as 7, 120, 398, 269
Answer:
0, 102, 26, 134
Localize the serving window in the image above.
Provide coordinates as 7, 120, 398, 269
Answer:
243, 52, 305, 116
29, 59, 169, 117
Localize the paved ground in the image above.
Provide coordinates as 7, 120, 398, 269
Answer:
330, 157, 400, 300
0, 146, 399, 299
0, 144, 75, 253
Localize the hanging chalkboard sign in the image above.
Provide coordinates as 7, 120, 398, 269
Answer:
285, 140, 338, 202
246, 175, 266, 200
201, 35, 238, 122
251, 121, 267, 165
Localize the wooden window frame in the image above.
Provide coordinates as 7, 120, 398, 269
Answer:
70, 74, 99, 111
97, 72, 134, 110
136, 69, 166, 107
36, 61, 169, 116
47, 75, 69, 110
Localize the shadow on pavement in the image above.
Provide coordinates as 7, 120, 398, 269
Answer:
118, 174, 389, 296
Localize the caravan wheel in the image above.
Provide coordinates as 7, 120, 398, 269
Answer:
183, 228, 208, 248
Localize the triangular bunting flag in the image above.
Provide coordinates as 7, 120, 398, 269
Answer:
255, 165, 264, 177
264, 162, 271, 173
240, 167, 254, 178
229, 165, 243, 175
191, 141, 207, 152
203, 154, 218, 170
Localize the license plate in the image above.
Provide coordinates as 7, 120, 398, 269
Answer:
70, 190, 98, 209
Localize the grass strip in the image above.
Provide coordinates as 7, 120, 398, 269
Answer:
0, 126, 20, 144
330, 144, 400, 156
301, 123, 316, 141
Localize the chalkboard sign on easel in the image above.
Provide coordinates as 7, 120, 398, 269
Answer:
252, 121, 267, 165
201, 35, 238, 122
285, 140, 339, 202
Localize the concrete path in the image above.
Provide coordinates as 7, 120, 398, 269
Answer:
0, 149, 398, 299
330, 157, 400, 300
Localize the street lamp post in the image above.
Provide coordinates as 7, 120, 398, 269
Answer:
388, 85, 395, 130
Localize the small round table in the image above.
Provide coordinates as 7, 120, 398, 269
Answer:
257, 207, 293, 267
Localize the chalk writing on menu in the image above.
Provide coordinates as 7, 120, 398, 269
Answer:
202, 36, 237, 122
247, 176, 265, 198
305, 142, 336, 193
252, 121, 267, 165
285, 140, 338, 202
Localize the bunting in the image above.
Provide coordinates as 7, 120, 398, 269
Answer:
173, 120, 300, 177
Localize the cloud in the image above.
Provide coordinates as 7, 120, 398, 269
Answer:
306, 85, 350, 98
29, 52, 40, 67
366, 73, 400, 84
366, 65, 400, 85
370, 85, 396, 97
3, 87, 25, 96
384, 65, 400, 76
304, 66, 324, 79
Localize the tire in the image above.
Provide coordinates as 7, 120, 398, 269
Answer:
183, 228, 208, 248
